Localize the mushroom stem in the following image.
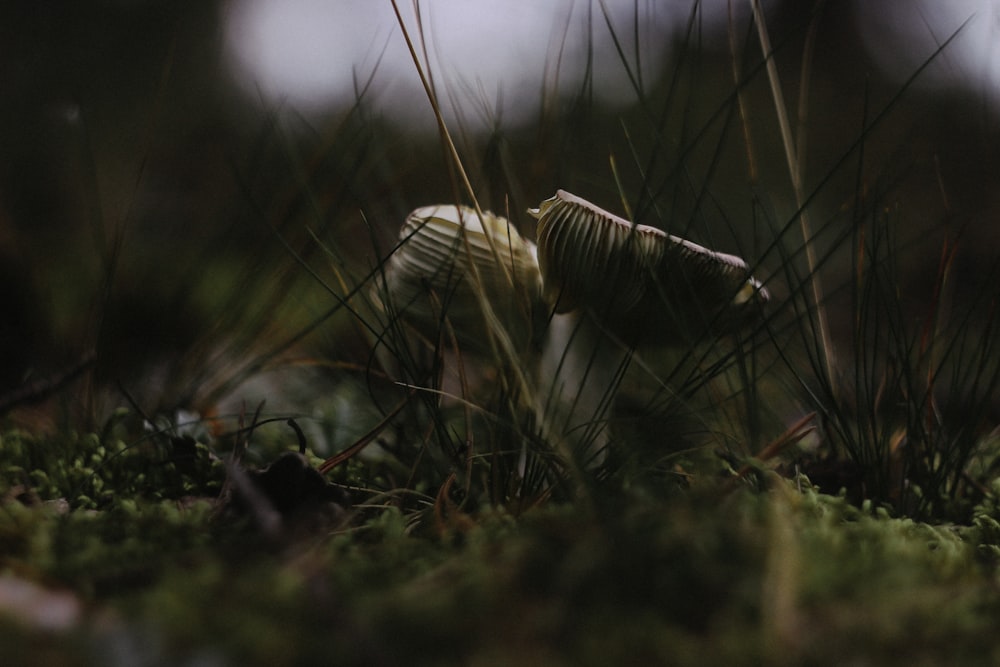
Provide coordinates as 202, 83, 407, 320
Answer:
536, 309, 633, 468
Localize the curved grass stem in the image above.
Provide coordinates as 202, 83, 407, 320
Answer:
750, 0, 836, 384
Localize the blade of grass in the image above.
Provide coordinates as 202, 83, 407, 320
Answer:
750, 0, 835, 383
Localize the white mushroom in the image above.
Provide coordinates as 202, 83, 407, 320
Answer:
375, 192, 770, 469
527, 190, 770, 464
376, 204, 543, 357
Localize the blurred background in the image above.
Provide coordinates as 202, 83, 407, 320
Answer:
1, 0, 998, 431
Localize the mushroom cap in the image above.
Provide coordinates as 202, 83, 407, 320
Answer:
378, 205, 543, 354
529, 190, 769, 344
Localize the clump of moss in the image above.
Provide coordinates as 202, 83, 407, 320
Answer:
962, 478, 1000, 567
0, 428, 224, 509
0, 497, 215, 597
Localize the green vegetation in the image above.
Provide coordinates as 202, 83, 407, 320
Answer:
2, 425, 1000, 666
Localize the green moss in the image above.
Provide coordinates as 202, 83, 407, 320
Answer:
2, 424, 1000, 665
0, 430, 224, 508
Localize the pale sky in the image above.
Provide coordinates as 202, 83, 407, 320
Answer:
855, 0, 1000, 102
222, 0, 1000, 128
223, 0, 710, 127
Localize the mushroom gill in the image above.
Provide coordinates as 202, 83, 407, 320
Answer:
530, 189, 770, 345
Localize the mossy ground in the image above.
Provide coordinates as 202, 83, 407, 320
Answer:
2, 427, 1000, 666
